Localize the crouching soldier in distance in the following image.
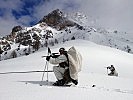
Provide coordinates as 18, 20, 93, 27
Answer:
107, 65, 118, 76
46, 47, 82, 86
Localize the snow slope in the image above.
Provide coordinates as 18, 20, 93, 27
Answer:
0, 40, 133, 100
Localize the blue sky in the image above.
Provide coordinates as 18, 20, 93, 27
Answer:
0, 0, 51, 27
0, 0, 79, 36
11, 0, 41, 25
0, 0, 133, 37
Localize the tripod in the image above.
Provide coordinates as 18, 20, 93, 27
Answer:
107, 68, 109, 75
40, 47, 51, 86
41, 60, 49, 82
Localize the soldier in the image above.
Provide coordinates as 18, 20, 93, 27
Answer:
107, 65, 118, 76
46, 47, 82, 86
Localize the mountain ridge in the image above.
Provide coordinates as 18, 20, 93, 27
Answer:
0, 9, 133, 61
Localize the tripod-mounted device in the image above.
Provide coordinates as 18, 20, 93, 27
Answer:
104, 67, 109, 75
40, 47, 51, 86
40, 47, 60, 86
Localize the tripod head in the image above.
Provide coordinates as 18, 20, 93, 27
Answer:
104, 66, 110, 69
42, 53, 60, 58
42, 47, 60, 58
50, 53, 60, 58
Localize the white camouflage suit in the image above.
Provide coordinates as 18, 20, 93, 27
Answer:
108, 65, 118, 76
49, 54, 68, 80
49, 46, 82, 81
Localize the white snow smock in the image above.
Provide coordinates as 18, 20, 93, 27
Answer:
49, 54, 67, 65
67, 46, 82, 80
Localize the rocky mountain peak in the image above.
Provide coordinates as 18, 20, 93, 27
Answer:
12, 26, 22, 33
39, 9, 76, 30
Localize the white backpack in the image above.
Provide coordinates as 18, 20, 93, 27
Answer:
67, 46, 82, 80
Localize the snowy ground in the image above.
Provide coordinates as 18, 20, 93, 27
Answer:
0, 40, 133, 100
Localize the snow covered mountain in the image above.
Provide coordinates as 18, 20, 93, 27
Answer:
0, 9, 133, 100
0, 9, 133, 61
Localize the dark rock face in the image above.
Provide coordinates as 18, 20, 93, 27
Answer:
12, 26, 22, 33
39, 9, 76, 30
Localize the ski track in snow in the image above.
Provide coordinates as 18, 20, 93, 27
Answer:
23, 80, 133, 95
77, 85, 133, 95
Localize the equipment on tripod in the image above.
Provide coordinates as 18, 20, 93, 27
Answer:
104, 67, 110, 75
42, 53, 60, 58
40, 47, 52, 86
40, 47, 60, 86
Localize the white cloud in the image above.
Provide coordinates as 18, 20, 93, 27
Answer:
30, 0, 133, 32
73, 0, 133, 32
32, 0, 80, 20
0, 0, 23, 12
0, 0, 24, 37
17, 15, 33, 26
0, 17, 20, 37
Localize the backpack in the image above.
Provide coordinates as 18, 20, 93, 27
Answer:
66, 46, 82, 80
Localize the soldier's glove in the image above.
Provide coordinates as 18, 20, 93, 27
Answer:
46, 56, 50, 61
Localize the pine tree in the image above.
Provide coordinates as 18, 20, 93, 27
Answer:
10, 50, 17, 58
